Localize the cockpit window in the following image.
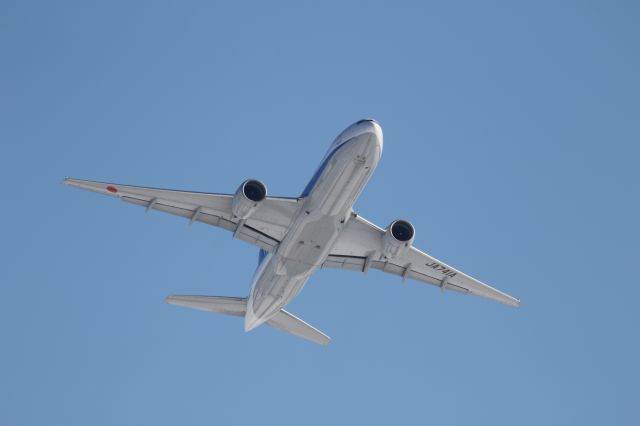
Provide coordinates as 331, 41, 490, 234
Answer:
356, 119, 377, 125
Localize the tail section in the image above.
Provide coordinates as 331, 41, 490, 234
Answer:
166, 295, 246, 316
166, 295, 330, 345
267, 309, 330, 345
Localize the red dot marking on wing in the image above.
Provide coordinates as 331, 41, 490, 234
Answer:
106, 185, 118, 193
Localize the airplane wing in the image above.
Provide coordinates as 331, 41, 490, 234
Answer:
64, 178, 301, 252
324, 214, 520, 307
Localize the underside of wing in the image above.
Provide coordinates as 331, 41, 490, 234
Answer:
325, 214, 520, 307
64, 178, 301, 251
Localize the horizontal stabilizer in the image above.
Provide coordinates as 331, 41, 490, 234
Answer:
166, 295, 330, 345
166, 295, 246, 317
267, 309, 330, 345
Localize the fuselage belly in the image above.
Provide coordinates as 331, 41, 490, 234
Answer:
244, 120, 383, 331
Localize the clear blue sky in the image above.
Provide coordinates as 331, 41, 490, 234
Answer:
2, 1, 639, 425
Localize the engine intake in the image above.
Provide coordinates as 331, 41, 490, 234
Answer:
232, 179, 267, 219
382, 219, 415, 259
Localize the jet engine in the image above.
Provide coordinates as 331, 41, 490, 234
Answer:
231, 179, 267, 219
381, 219, 415, 259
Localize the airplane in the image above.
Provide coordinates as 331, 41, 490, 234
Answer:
65, 119, 520, 345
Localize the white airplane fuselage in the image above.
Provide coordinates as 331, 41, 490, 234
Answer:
245, 120, 383, 331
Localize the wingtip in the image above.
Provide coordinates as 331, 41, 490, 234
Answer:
506, 296, 521, 308
63, 177, 82, 187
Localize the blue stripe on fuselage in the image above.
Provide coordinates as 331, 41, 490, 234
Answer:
258, 248, 268, 265
300, 138, 352, 197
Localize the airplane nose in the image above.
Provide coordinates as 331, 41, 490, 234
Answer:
354, 119, 382, 138
333, 119, 383, 154
357, 119, 383, 155
343, 119, 383, 161
356, 118, 378, 125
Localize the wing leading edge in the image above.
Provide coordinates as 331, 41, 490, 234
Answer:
325, 214, 520, 307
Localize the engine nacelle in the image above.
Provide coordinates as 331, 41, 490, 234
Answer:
231, 179, 267, 219
381, 219, 415, 259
